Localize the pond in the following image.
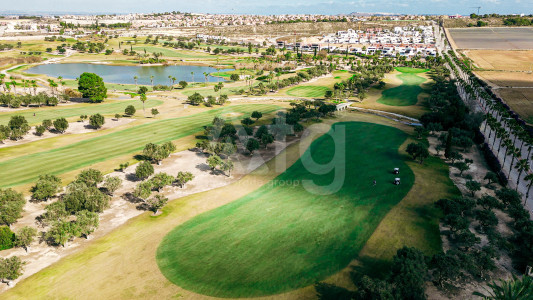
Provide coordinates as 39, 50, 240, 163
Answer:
25, 63, 232, 85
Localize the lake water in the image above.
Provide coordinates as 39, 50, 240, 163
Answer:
26, 63, 232, 85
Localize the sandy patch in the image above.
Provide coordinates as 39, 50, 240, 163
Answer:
0, 118, 136, 149
221, 112, 244, 118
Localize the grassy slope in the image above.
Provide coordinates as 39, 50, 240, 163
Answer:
0, 99, 162, 125
0, 104, 279, 188
286, 86, 331, 98
376, 69, 427, 106
156, 122, 414, 297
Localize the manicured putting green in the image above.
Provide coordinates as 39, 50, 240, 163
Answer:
286, 86, 331, 98
156, 122, 415, 297
377, 68, 428, 106
0, 99, 162, 126
0, 104, 279, 188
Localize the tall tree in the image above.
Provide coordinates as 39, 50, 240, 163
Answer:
77, 72, 107, 103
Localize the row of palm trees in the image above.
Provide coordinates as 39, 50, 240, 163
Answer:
0, 73, 67, 100
444, 51, 533, 201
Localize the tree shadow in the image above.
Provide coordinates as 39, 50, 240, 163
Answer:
350, 256, 391, 282
314, 282, 354, 300
195, 163, 211, 172
133, 154, 150, 161
122, 192, 142, 204
135, 202, 150, 211
125, 173, 143, 182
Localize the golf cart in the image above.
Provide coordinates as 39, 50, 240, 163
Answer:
394, 178, 401, 185
393, 168, 399, 174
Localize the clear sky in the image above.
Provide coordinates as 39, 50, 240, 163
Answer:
2, 0, 531, 16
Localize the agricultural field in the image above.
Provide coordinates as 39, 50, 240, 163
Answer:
495, 88, 533, 124
448, 27, 533, 50
449, 29, 533, 125
465, 50, 533, 71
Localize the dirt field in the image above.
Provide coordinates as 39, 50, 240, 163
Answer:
450, 36, 533, 124
449, 28, 533, 50
465, 50, 533, 71
476, 71, 533, 88
495, 88, 533, 124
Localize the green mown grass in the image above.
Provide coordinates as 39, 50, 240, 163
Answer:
131, 46, 214, 59
156, 122, 415, 297
0, 99, 163, 126
376, 70, 427, 106
0, 104, 279, 188
286, 86, 332, 98
394, 67, 429, 73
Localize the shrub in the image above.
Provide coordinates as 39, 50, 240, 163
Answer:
125, 105, 136, 116
135, 161, 154, 179
53, 117, 69, 133
35, 125, 46, 136
89, 113, 105, 129
0, 226, 15, 250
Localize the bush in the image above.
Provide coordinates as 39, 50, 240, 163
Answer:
42, 119, 52, 130
35, 125, 46, 136
135, 161, 154, 179
89, 113, 105, 129
53, 117, 69, 133
0, 188, 25, 226
0, 226, 15, 250
125, 105, 136, 116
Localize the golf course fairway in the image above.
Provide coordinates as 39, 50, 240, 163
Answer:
156, 122, 415, 297
286, 86, 331, 98
377, 67, 427, 106
0, 104, 279, 188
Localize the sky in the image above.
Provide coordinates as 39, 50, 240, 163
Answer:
1, 0, 532, 16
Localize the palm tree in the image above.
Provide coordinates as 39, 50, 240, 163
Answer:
10, 80, 17, 94
502, 139, 514, 166
134, 76, 138, 86
150, 75, 154, 88
525, 173, 533, 200
203, 72, 208, 86
58, 76, 65, 94
508, 147, 521, 177
191, 71, 194, 83
168, 75, 172, 86
140, 93, 147, 116
31, 80, 37, 96
171, 77, 176, 88
515, 159, 529, 189
0, 74, 5, 92
473, 275, 532, 299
